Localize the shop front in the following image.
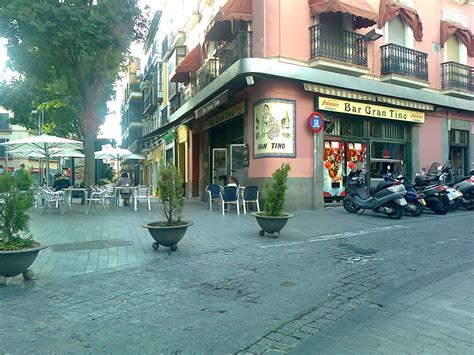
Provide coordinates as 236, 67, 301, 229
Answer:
317, 96, 425, 201
203, 101, 246, 186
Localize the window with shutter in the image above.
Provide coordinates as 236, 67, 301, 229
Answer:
446, 35, 460, 62
388, 15, 406, 46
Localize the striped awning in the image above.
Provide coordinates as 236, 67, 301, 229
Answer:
304, 83, 434, 111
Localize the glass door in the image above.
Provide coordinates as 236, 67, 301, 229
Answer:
212, 148, 227, 185
229, 144, 245, 185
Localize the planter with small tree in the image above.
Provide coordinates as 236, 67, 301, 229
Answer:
252, 163, 293, 238
0, 172, 47, 285
142, 163, 193, 251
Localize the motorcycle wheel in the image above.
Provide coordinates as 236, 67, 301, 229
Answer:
430, 200, 449, 215
448, 198, 461, 211
409, 200, 425, 217
343, 197, 360, 213
463, 192, 474, 210
388, 202, 403, 219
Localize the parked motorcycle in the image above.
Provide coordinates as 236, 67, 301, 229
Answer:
343, 169, 407, 219
414, 163, 451, 215
383, 167, 425, 217
453, 175, 474, 210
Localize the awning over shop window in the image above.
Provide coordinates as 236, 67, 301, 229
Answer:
308, 0, 378, 29
440, 21, 474, 57
379, 0, 423, 41
170, 44, 202, 83
205, 0, 252, 41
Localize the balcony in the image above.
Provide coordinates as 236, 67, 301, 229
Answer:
217, 30, 252, 73
125, 82, 141, 103
143, 89, 158, 116
196, 59, 219, 92
161, 106, 168, 125
380, 43, 429, 88
441, 62, 474, 99
309, 24, 368, 76
181, 82, 196, 104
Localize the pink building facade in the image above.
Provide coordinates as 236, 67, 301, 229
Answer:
141, 0, 474, 211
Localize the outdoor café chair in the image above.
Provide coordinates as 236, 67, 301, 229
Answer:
220, 185, 240, 215
206, 184, 222, 211
134, 185, 151, 211
241, 186, 260, 214
42, 189, 67, 215
85, 189, 107, 215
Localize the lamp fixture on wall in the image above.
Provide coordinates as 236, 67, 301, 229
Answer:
365, 28, 384, 41
245, 75, 255, 86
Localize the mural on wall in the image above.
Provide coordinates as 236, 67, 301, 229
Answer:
253, 99, 296, 158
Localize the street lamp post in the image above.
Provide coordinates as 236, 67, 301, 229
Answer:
31, 108, 44, 134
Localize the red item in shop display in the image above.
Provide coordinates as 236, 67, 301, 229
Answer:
348, 161, 355, 170
324, 160, 332, 170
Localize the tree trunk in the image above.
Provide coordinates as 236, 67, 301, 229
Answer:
83, 102, 98, 190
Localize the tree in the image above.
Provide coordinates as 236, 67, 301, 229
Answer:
0, 0, 145, 188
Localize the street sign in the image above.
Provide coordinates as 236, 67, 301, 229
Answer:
308, 111, 324, 133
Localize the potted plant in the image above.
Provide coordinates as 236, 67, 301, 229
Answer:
0, 172, 47, 285
142, 163, 193, 251
252, 163, 294, 238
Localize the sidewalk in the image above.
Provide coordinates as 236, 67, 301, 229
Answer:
8, 199, 413, 286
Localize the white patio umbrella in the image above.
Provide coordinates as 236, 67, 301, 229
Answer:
94, 147, 144, 161
1, 134, 83, 185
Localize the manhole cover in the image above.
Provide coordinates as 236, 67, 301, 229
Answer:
49, 239, 132, 252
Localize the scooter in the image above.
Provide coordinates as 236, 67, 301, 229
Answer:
383, 168, 425, 217
414, 164, 451, 215
343, 169, 407, 219
454, 175, 474, 210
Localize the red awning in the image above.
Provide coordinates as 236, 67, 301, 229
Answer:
379, 0, 423, 41
440, 21, 473, 57
205, 0, 252, 41
308, 0, 378, 29
216, 0, 252, 22
170, 44, 202, 83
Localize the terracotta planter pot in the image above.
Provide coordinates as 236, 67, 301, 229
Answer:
251, 212, 294, 238
143, 221, 193, 251
0, 244, 48, 284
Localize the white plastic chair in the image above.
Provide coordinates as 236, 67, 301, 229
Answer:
42, 190, 67, 215
85, 189, 107, 215
241, 186, 260, 214
220, 185, 240, 215
134, 185, 151, 211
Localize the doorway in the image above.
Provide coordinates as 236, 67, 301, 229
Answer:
229, 143, 245, 185
212, 148, 227, 185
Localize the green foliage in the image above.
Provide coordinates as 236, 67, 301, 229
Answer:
15, 170, 33, 191
0, 174, 34, 251
264, 163, 291, 217
157, 163, 184, 226
0, 0, 146, 187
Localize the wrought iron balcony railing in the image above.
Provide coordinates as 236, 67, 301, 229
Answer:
217, 30, 252, 73
309, 24, 368, 67
196, 59, 219, 92
161, 107, 168, 125
441, 62, 474, 93
143, 89, 158, 115
381, 43, 428, 81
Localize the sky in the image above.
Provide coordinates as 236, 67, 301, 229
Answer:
0, 0, 164, 144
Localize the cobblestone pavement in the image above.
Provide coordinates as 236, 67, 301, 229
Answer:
0, 201, 473, 354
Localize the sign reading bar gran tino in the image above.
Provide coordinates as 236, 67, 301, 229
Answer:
203, 101, 245, 130
318, 97, 425, 123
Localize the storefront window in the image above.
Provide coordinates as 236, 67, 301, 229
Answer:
371, 142, 405, 160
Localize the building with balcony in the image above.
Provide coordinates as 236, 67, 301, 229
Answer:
120, 57, 143, 181
139, 0, 474, 210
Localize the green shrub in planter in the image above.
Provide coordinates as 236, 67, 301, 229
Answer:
263, 163, 291, 216
0, 174, 34, 251
157, 163, 184, 226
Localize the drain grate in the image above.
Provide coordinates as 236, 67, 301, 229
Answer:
49, 239, 132, 252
